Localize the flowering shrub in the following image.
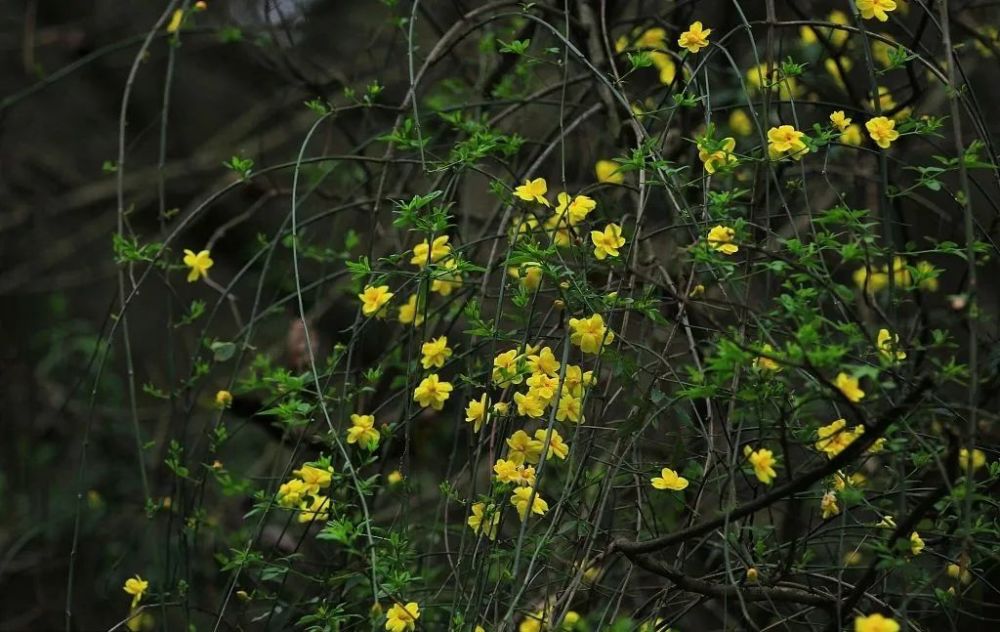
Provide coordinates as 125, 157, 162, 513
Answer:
6, 1, 1000, 631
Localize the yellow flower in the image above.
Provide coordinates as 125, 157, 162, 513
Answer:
297, 494, 331, 523
420, 335, 452, 369
568, 313, 614, 354
359, 285, 394, 317
805, 11, 851, 46
753, 344, 781, 372
706, 224, 738, 255
871, 38, 894, 67
513, 391, 546, 418
514, 264, 544, 290
410, 235, 451, 267
746, 567, 759, 583
835, 372, 865, 402
651, 51, 677, 84
86, 489, 103, 509
182, 249, 213, 282
535, 428, 569, 460
767, 125, 808, 159
856, 0, 897, 22
387, 470, 404, 485
544, 213, 574, 247
510, 213, 541, 242
844, 550, 864, 566
870, 86, 898, 113
556, 394, 583, 423
507, 429, 545, 464
829, 10, 851, 44
215, 389, 233, 408
678, 21, 712, 53
841, 124, 864, 146
910, 531, 925, 555
526, 372, 559, 403
815, 419, 864, 457
294, 464, 333, 492
346, 413, 380, 450
877, 514, 897, 529
866, 116, 900, 149
578, 561, 601, 584
876, 328, 906, 361
888, 256, 911, 287
560, 193, 597, 225
413, 374, 452, 410
385, 601, 420, 632
595, 159, 624, 184
698, 137, 738, 174
821, 490, 840, 519
651, 467, 689, 491
947, 554, 973, 583
853, 265, 889, 293
520, 612, 544, 632
748, 448, 778, 484
493, 458, 517, 482
277, 478, 309, 507
527, 346, 560, 377
959, 447, 986, 472
126, 609, 154, 632
854, 613, 899, 632
825, 57, 853, 90
510, 486, 549, 520
563, 612, 581, 629
834, 470, 867, 490
398, 294, 424, 327
123, 575, 149, 608
915, 260, 939, 291
514, 177, 551, 206
747, 63, 801, 100
494, 458, 534, 486
729, 109, 753, 136
563, 365, 594, 397
166, 9, 184, 33
460, 393, 488, 432
591, 223, 626, 260
830, 110, 852, 132
430, 258, 462, 296
637, 619, 669, 632
636, 27, 667, 50
467, 502, 500, 539
800, 24, 818, 45
492, 349, 525, 385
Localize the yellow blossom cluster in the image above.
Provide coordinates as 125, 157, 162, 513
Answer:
853, 258, 939, 294
276, 462, 334, 524
815, 418, 885, 458
466, 333, 603, 534
513, 177, 604, 250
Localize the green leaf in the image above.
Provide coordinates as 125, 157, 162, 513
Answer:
211, 341, 237, 362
